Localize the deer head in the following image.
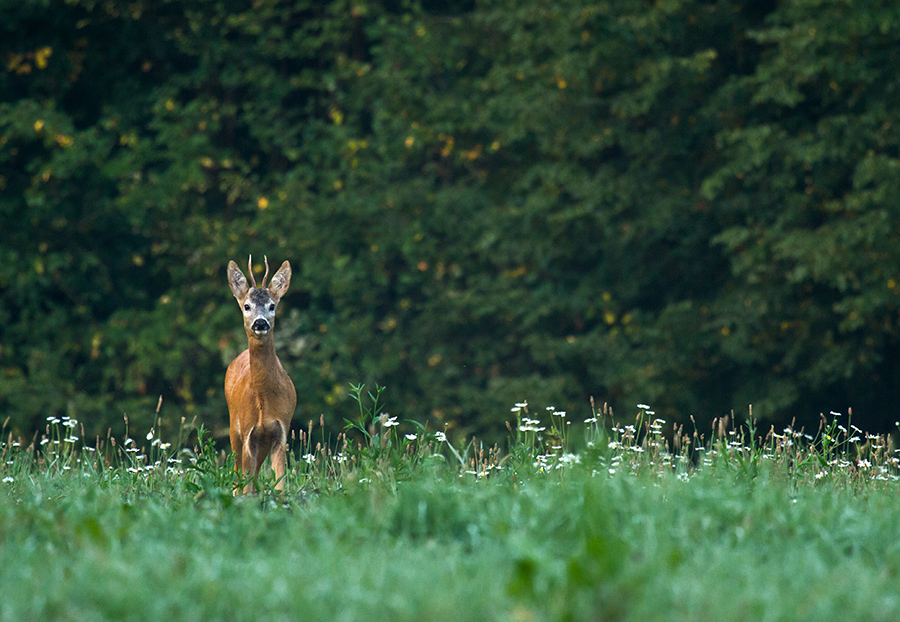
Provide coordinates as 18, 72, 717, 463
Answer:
227, 255, 292, 340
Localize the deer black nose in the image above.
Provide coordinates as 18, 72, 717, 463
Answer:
251, 318, 270, 333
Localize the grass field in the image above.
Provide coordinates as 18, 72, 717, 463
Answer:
2, 391, 900, 621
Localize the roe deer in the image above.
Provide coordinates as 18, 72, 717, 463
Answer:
225, 256, 296, 494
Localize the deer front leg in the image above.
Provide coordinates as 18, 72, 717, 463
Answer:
241, 433, 259, 495
271, 439, 287, 493
230, 430, 243, 496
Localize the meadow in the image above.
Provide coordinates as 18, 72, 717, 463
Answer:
2, 388, 900, 622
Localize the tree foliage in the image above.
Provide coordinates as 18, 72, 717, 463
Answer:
2, 0, 899, 440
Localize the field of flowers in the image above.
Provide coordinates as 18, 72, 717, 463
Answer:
2, 388, 900, 621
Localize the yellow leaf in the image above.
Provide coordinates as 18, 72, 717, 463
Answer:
35, 47, 52, 69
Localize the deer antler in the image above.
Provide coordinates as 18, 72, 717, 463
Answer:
247, 255, 257, 288
261, 256, 270, 288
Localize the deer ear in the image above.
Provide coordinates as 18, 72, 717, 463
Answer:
227, 261, 249, 300
268, 260, 291, 299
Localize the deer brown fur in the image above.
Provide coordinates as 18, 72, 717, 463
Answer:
224, 256, 296, 494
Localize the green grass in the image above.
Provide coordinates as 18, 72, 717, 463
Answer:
2, 394, 900, 621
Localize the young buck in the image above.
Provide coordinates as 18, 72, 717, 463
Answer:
225, 256, 296, 494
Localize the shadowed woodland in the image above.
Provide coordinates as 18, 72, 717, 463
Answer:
3, 0, 900, 442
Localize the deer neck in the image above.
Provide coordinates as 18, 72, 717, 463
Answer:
247, 333, 280, 391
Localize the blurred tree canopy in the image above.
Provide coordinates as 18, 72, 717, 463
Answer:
2, 0, 900, 441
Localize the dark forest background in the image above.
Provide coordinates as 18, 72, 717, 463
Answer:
3, 0, 900, 442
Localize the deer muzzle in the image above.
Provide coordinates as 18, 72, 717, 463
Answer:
251, 318, 270, 335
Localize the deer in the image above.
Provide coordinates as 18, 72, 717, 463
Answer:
224, 256, 296, 495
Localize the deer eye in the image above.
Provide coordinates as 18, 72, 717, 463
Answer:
244, 304, 250, 311
269, 303, 275, 311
